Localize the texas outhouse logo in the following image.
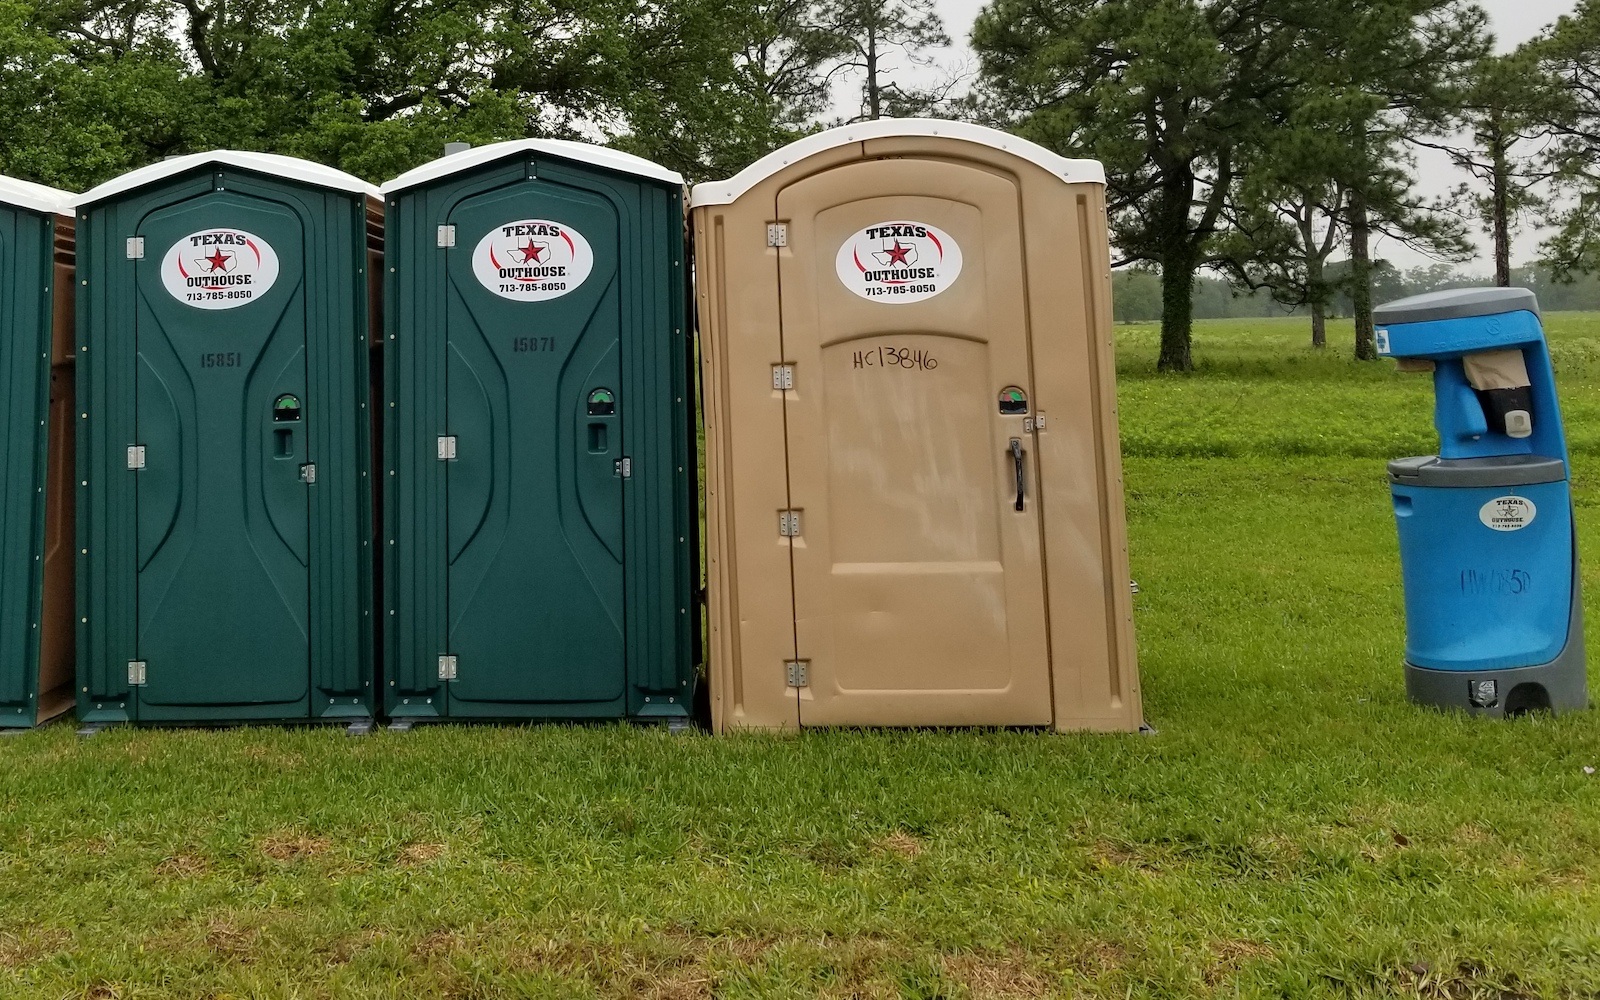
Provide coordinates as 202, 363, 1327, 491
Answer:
472, 219, 594, 302
1480, 495, 1537, 531
835, 220, 963, 304
161, 228, 280, 310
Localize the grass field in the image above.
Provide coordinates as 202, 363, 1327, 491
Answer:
3, 315, 1599, 999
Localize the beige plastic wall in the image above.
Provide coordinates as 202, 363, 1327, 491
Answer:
694, 134, 1142, 733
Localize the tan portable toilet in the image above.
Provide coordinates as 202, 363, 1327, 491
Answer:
691, 118, 1142, 732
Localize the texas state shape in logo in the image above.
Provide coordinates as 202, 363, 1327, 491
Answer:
162, 228, 280, 310
836, 220, 962, 304
473, 219, 594, 302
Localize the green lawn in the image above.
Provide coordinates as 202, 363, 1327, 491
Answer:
3, 315, 1599, 999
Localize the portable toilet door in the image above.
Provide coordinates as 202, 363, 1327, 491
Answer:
381, 140, 697, 722
0, 176, 76, 728
692, 119, 1143, 732
74, 152, 382, 726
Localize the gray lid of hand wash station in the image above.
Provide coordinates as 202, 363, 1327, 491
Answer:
1388, 454, 1567, 487
1373, 287, 1540, 327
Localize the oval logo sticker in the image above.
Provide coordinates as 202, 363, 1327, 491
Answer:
836, 221, 962, 304
1480, 495, 1537, 531
473, 219, 593, 301
162, 229, 280, 310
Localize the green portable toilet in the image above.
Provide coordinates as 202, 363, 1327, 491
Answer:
381, 140, 697, 723
74, 152, 382, 728
0, 175, 76, 728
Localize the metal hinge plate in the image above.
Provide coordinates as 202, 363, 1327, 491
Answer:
614, 457, 633, 479
785, 660, 809, 688
437, 224, 457, 248
128, 660, 147, 686
438, 435, 457, 460
438, 654, 458, 681
772, 364, 795, 390
778, 510, 802, 537
127, 445, 145, 470
300, 463, 317, 484
126, 237, 145, 260
767, 223, 787, 248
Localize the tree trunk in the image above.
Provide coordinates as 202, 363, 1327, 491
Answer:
865, 23, 880, 120
1350, 187, 1377, 361
1304, 216, 1326, 349
1158, 251, 1196, 372
1490, 120, 1512, 287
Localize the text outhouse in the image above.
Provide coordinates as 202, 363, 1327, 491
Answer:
0, 176, 76, 728
691, 119, 1142, 731
75, 152, 381, 726
381, 140, 697, 722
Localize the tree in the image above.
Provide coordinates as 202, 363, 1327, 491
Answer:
1531, 0, 1600, 279
1420, 51, 1560, 286
1327, 2, 1486, 359
973, 0, 1328, 371
817, 0, 947, 121
1216, 88, 1362, 349
5, 0, 853, 190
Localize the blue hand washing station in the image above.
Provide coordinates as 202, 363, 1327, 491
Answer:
1376, 287, 1588, 716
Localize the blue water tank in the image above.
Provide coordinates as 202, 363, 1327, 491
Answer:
1376, 288, 1588, 716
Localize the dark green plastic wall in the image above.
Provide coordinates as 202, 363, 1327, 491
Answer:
0, 201, 73, 727
76, 166, 376, 724
384, 151, 697, 720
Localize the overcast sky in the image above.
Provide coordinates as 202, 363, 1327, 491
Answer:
901, 0, 1581, 272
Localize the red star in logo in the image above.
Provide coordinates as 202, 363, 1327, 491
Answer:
517, 240, 547, 263
202, 248, 233, 273
884, 240, 913, 266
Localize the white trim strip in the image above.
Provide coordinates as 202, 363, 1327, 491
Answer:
382, 138, 684, 194
690, 118, 1105, 207
0, 175, 75, 217
74, 151, 380, 207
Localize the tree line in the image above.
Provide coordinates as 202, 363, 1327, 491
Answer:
4, 0, 1600, 371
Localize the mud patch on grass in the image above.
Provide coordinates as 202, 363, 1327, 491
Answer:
322, 928, 386, 965
1389, 960, 1538, 1000
202, 919, 258, 963
397, 842, 447, 867
0, 927, 69, 967
513, 937, 712, 999
154, 852, 209, 878
259, 832, 332, 862
876, 831, 924, 859
413, 929, 468, 960
941, 949, 1053, 998
1204, 938, 1275, 986
1088, 839, 1164, 873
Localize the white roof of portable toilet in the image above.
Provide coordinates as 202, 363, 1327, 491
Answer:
73, 151, 380, 207
690, 118, 1106, 207
0, 174, 74, 217
381, 138, 684, 194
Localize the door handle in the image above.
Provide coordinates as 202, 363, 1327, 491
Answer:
1010, 438, 1025, 512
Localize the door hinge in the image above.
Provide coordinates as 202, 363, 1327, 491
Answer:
785, 660, 809, 688
126, 237, 145, 260
438, 654, 458, 681
126, 445, 145, 470
128, 660, 147, 686
778, 510, 802, 537
300, 463, 317, 484
614, 457, 633, 479
437, 224, 457, 248
766, 223, 788, 248
772, 364, 795, 390
437, 435, 457, 460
